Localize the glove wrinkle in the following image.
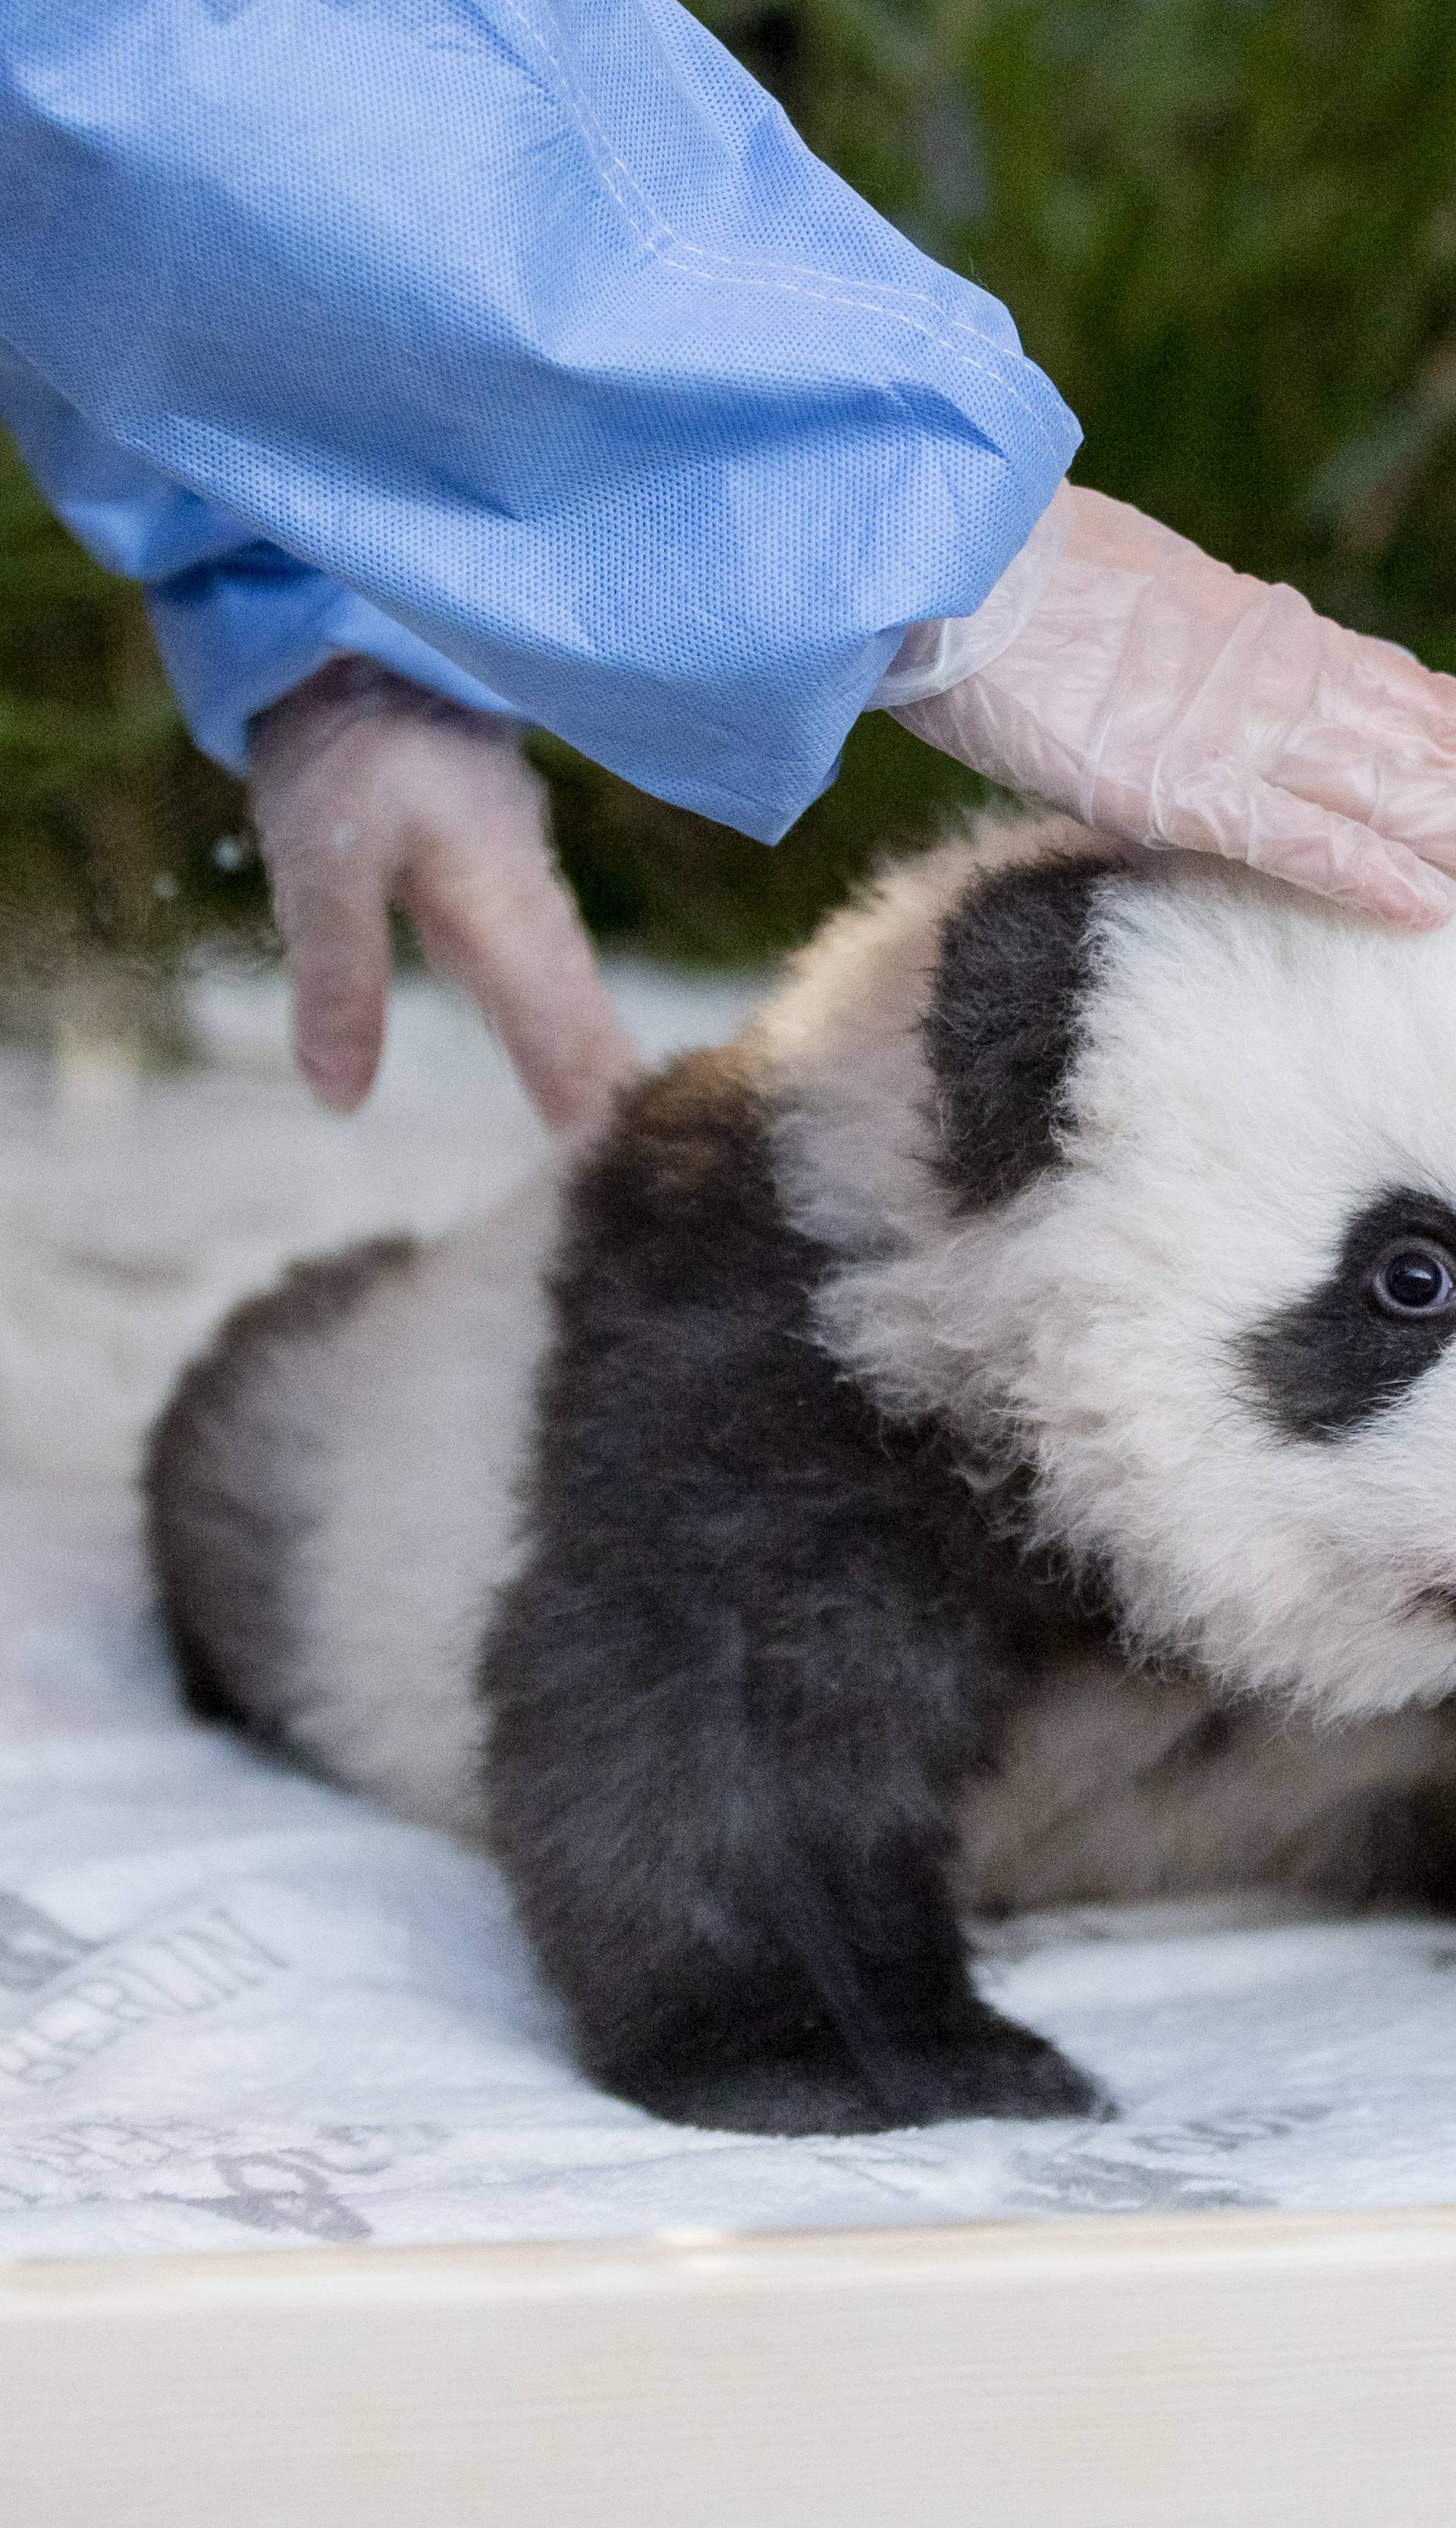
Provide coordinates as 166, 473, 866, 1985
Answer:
893, 485, 1456, 929
249, 663, 639, 1126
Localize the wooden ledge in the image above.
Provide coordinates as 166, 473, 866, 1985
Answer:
3, 2206, 1454, 2524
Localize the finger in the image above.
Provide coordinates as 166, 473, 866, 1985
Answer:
266, 839, 394, 1110
1337, 630, 1456, 743
400, 818, 639, 1135
1273, 721, 1456, 863
1218, 778, 1456, 929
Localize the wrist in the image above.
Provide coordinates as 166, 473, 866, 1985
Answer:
870, 481, 1075, 709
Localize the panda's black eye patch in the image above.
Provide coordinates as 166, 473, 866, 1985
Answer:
1371, 1242, 1456, 1319
1241, 1191, 1456, 1442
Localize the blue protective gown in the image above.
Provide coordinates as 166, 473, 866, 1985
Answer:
0, 0, 1078, 841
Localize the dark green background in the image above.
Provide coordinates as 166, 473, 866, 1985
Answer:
5, 0, 1455, 981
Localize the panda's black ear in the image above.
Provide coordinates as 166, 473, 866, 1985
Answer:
924, 856, 1123, 1207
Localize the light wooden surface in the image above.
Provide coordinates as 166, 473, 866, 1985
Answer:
2, 2207, 1454, 2525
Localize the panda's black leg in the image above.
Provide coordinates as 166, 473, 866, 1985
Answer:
604, 1822, 1110, 2139
485, 1607, 1108, 2138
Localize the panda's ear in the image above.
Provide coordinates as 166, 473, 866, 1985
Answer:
924, 856, 1123, 1207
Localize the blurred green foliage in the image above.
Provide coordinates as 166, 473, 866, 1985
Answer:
5, 0, 1456, 978
0, 444, 259, 991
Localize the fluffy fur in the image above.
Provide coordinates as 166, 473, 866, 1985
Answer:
149, 1173, 560, 1832
811, 843, 1456, 1721
146, 814, 1456, 2137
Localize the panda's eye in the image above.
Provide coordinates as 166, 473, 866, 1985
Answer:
1371, 1242, 1456, 1319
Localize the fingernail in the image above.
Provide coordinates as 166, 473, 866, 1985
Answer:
300, 1047, 368, 1111
1410, 869, 1456, 924
1393, 887, 1456, 931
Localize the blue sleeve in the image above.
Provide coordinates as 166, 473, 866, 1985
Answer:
0, 347, 516, 772
0, 0, 1079, 841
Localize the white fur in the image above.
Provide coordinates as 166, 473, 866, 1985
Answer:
790, 837, 1456, 1721
757, 843, 965, 1257
281, 1170, 561, 1830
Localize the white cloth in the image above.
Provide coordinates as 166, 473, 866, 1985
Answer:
3, 1487, 1456, 2257
0, 966, 1452, 2257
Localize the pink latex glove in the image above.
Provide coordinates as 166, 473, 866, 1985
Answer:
248, 662, 638, 1128
883, 485, 1456, 928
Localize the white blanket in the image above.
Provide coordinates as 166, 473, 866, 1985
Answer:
0, 966, 1453, 2256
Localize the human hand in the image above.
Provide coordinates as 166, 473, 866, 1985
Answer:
247, 663, 639, 1129
885, 485, 1456, 928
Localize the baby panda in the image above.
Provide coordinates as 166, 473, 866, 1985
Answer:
146, 815, 1456, 2138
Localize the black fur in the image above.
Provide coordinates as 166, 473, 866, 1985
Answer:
145, 1237, 417, 1738
1240, 1189, 1456, 1441
924, 855, 1124, 1205
1358, 1784, 1456, 1914
481, 1047, 1110, 2136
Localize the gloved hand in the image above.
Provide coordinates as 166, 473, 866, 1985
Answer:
882, 485, 1456, 928
247, 662, 639, 1129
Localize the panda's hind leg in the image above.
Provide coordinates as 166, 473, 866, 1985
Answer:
146, 1175, 560, 1832
144, 1237, 419, 1755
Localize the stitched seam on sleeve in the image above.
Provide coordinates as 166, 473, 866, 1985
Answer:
497, 0, 1073, 461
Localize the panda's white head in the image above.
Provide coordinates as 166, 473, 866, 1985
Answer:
761, 818, 1456, 1722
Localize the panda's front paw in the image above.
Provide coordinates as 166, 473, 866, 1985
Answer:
943, 2009, 1116, 2126
606, 2015, 1112, 2139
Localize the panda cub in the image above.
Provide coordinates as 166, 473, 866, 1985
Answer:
146, 815, 1456, 2137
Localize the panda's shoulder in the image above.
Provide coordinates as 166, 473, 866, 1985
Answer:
557, 1045, 795, 1302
